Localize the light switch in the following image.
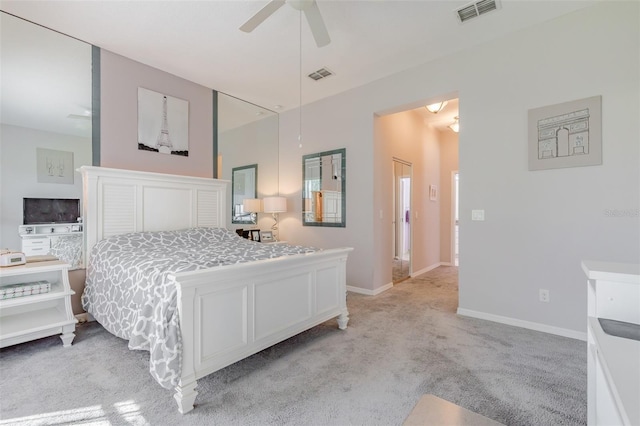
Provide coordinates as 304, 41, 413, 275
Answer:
472, 210, 485, 221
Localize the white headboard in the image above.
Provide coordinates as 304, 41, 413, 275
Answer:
80, 166, 229, 266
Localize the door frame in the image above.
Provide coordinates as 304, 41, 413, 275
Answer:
451, 170, 459, 266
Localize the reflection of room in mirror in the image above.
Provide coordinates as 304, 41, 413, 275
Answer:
217, 93, 279, 229
0, 12, 92, 252
302, 148, 346, 227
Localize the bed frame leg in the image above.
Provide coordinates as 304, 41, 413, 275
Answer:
174, 379, 198, 414
337, 309, 349, 330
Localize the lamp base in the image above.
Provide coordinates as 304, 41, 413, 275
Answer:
270, 213, 279, 240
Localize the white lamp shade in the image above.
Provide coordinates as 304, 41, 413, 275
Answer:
242, 198, 262, 212
263, 196, 287, 213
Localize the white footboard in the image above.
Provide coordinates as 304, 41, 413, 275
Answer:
171, 247, 352, 414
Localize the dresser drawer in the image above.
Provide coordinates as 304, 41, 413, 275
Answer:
22, 238, 51, 248
21, 238, 52, 256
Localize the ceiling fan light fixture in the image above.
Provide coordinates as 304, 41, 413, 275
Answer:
425, 101, 448, 114
449, 116, 460, 133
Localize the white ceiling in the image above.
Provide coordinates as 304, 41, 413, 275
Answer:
1, 0, 598, 134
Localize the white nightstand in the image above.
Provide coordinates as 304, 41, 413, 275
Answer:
0, 260, 77, 348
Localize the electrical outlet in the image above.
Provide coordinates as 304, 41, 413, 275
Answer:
471, 210, 485, 221
539, 289, 550, 303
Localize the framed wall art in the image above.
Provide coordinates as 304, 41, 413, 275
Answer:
36, 148, 74, 184
528, 95, 602, 171
138, 87, 189, 156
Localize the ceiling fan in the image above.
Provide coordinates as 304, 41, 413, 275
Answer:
240, 0, 331, 47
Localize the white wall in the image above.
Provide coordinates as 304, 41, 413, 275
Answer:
0, 124, 91, 250
278, 2, 639, 336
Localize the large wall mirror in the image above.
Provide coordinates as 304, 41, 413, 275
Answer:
302, 148, 346, 227
0, 12, 93, 252
217, 93, 278, 229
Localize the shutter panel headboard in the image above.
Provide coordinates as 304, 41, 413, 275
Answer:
80, 166, 229, 266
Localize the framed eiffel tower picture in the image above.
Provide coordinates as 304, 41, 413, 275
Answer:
138, 87, 189, 156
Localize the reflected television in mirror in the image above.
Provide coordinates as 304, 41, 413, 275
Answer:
23, 198, 80, 224
302, 148, 346, 227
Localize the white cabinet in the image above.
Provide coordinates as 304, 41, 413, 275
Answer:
19, 223, 83, 256
21, 237, 52, 256
0, 260, 77, 348
582, 261, 640, 426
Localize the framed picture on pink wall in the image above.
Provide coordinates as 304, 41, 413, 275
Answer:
429, 185, 437, 201
137, 87, 189, 156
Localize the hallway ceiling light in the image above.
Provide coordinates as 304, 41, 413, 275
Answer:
425, 101, 448, 114
449, 116, 459, 133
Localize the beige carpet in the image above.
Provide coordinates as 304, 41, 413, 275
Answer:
0, 266, 586, 425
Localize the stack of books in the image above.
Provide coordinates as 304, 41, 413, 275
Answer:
0, 280, 51, 300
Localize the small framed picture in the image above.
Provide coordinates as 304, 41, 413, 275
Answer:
251, 229, 261, 242
429, 185, 438, 201
260, 230, 273, 243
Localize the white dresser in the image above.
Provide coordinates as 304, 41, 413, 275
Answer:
582, 261, 640, 426
19, 223, 83, 256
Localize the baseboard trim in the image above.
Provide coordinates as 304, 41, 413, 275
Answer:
456, 308, 587, 341
347, 282, 393, 296
75, 313, 89, 323
411, 263, 442, 277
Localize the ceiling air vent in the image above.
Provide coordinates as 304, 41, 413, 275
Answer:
455, 0, 501, 23
308, 68, 334, 81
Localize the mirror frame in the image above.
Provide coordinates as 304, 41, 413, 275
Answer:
231, 164, 258, 224
302, 148, 346, 228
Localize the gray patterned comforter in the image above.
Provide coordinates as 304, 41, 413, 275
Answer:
82, 227, 316, 389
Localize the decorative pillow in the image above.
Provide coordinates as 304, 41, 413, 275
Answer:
50, 234, 83, 269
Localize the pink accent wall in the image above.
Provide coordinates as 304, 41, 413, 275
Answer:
100, 50, 214, 177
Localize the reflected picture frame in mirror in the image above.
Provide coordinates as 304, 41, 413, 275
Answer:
232, 164, 258, 224
302, 148, 346, 227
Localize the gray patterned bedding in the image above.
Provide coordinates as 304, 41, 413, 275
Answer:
82, 227, 316, 389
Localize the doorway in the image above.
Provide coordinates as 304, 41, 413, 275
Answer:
392, 159, 412, 283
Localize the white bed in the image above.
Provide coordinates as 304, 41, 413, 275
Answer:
80, 166, 352, 414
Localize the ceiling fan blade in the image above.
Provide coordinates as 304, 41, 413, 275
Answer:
240, 0, 286, 33
304, 0, 330, 47
67, 114, 91, 120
